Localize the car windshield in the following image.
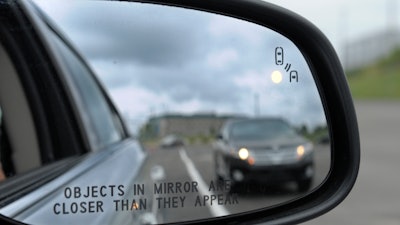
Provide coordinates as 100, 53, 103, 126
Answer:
230, 119, 297, 140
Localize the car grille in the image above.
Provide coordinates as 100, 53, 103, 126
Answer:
250, 145, 299, 165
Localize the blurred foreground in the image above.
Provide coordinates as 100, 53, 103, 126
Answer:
304, 100, 400, 225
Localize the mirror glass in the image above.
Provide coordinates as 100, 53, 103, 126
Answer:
0, 1, 330, 224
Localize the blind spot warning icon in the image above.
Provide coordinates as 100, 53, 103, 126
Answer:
284, 63, 291, 72
290, 71, 299, 83
275, 47, 284, 65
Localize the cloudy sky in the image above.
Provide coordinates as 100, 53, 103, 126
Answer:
33, 1, 377, 133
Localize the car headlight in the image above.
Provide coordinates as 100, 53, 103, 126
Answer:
297, 142, 314, 158
238, 148, 249, 160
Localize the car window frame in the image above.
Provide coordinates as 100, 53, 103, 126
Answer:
0, 1, 91, 209
48, 29, 126, 150
0, 0, 129, 208
24, 1, 130, 151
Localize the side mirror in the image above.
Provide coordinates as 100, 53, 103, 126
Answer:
0, 1, 359, 225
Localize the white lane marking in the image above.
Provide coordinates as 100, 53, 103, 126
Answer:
149, 165, 167, 224
150, 165, 166, 182
179, 148, 230, 217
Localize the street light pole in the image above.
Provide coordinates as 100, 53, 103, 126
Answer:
254, 93, 260, 117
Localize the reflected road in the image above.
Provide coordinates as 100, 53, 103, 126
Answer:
137, 142, 330, 223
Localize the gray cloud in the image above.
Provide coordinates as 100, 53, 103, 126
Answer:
93, 61, 243, 104
57, 2, 208, 68
36, 1, 327, 129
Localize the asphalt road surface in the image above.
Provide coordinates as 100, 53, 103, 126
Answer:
303, 100, 400, 225
138, 139, 330, 223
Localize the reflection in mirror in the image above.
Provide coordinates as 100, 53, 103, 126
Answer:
0, 1, 330, 224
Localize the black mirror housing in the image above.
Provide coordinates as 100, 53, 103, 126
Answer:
131, 0, 360, 224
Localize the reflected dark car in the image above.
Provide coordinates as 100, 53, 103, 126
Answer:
318, 133, 331, 145
160, 134, 185, 148
214, 118, 314, 192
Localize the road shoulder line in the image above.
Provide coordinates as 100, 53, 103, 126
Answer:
179, 148, 230, 217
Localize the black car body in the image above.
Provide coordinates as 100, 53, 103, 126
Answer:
214, 118, 314, 192
160, 134, 185, 149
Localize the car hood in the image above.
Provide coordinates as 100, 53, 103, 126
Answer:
230, 135, 307, 150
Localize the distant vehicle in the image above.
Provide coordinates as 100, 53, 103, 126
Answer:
318, 133, 331, 145
160, 134, 185, 148
214, 118, 314, 192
